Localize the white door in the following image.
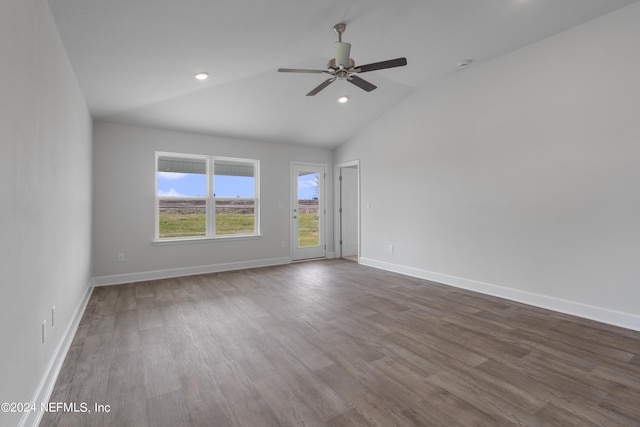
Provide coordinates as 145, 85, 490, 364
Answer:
340, 166, 359, 258
291, 164, 326, 261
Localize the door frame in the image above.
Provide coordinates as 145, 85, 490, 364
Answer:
334, 160, 360, 261
291, 162, 327, 261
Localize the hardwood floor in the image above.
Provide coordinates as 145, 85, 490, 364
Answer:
40, 260, 640, 426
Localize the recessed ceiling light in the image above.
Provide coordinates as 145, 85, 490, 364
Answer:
194, 72, 209, 80
338, 96, 349, 103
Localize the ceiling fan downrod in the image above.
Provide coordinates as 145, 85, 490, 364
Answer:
333, 23, 346, 42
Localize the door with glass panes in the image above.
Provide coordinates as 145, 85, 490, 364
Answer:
291, 164, 325, 260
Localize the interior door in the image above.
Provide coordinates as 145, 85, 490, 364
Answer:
340, 165, 359, 258
291, 164, 325, 260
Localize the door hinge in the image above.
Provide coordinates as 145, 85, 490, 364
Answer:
339, 175, 342, 181
339, 240, 343, 245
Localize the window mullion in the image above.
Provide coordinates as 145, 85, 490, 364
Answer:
208, 157, 215, 237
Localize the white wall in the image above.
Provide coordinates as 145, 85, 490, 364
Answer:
0, 0, 93, 426
336, 3, 640, 330
92, 122, 333, 283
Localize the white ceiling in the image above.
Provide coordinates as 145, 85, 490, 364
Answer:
48, 0, 639, 148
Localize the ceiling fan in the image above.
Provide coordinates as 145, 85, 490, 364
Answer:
278, 23, 407, 96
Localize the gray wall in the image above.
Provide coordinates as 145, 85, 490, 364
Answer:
92, 122, 334, 282
0, 0, 93, 425
336, 3, 640, 329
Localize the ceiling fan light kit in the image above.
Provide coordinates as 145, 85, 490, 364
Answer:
278, 23, 407, 96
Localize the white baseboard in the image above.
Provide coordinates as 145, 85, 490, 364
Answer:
92, 256, 292, 286
20, 280, 94, 427
360, 257, 640, 332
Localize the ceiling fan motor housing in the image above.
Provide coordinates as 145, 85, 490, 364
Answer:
334, 42, 352, 69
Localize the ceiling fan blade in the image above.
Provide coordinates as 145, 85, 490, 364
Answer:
278, 68, 330, 74
356, 57, 407, 73
306, 78, 336, 96
348, 75, 377, 92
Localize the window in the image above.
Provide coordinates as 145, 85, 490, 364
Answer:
156, 152, 259, 240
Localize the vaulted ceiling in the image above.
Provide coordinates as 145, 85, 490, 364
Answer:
48, 0, 639, 148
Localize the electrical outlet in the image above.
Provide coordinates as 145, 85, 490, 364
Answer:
42, 320, 47, 343
52, 306, 56, 327
117, 253, 125, 262
388, 244, 394, 253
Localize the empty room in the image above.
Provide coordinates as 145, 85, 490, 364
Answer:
2, 0, 640, 426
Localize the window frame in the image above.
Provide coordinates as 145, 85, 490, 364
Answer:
154, 151, 260, 243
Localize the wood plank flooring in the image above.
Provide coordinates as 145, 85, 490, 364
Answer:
40, 260, 640, 426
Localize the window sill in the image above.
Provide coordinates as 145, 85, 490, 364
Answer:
152, 234, 262, 246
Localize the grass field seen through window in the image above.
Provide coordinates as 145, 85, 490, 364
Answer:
297, 212, 319, 246
159, 198, 319, 244
159, 212, 255, 238
159, 212, 319, 243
